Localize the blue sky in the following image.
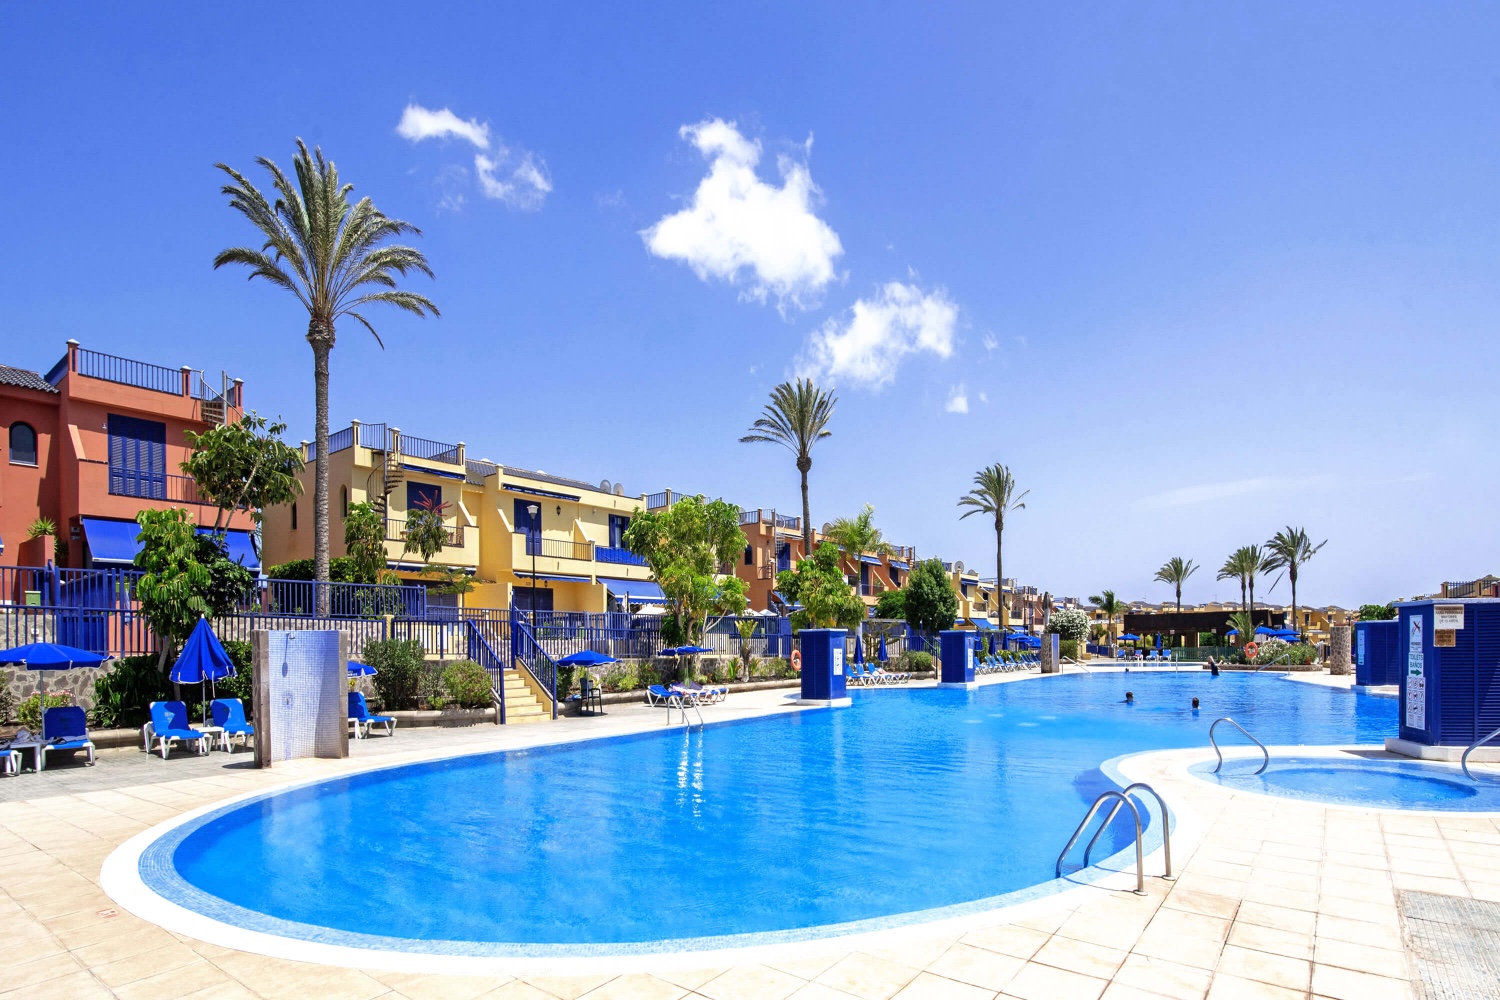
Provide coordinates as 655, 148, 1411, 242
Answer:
4, 2, 1499, 608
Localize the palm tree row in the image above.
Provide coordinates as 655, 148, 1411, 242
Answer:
1212, 527, 1327, 634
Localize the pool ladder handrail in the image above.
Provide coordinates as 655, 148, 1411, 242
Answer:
666, 690, 705, 728
1461, 723, 1500, 780
1210, 716, 1269, 774
1055, 782, 1172, 895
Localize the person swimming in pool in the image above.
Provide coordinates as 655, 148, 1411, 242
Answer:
1192, 697, 1200, 710
1124, 691, 1135, 704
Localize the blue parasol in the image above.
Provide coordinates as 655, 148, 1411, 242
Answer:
347, 660, 378, 676
0, 641, 112, 697
851, 638, 863, 664
555, 650, 620, 667
878, 634, 889, 662
170, 617, 236, 720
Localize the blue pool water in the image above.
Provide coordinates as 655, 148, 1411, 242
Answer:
1191, 755, 1500, 811
151, 673, 1396, 953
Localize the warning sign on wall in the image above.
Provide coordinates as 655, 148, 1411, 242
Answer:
1406, 615, 1426, 730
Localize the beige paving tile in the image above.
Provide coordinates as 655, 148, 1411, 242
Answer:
962, 924, 1050, 961
1202, 972, 1303, 999
1110, 954, 1210, 1000
650, 967, 726, 992
999, 961, 1106, 1000
1309, 963, 1410, 1000
0, 968, 115, 1000
372, 973, 514, 1000
523, 975, 619, 1000
1238, 882, 1318, 913
697, 966, 804, 1000
0, 952, 87, 992
1100, 983, 1183, 1000
1231, 901, 1316, 936
92, 941, 206, 988
765, 953, 841, 981
486, 983, 564, 1000
1033, 936, 1128, 980
1131, 925, 1224, 971
891, 971, 995, 999
174, 982, 263, 1000
1141, 908, 1230, 944
1162, 890, 1238, 921
578, 973, 687, 1000
1056, 908, 1151, 952
1314, 893, 1398, 925
1313, 912, 1402, 949
1225, 921, 1312, 962
111, 959, 238, 1000
1311, 936, 1408, 981
1213, 945, 1309, 993
815, 953, 920, 1000
924, 943, 1024, 992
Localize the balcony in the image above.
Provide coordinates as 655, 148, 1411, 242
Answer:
65, 346, 243, 409
109, 470, 214, 506
522, 534, 593, 560
596, 545, 646, 566
386, 518, 464, 547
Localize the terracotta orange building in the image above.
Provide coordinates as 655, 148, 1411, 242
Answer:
0, 339, 253, 573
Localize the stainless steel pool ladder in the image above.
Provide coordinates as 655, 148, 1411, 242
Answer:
667, 690, 705, 728
1461, 723, 1500, 780
1210, 717, 1269, 774
1055, 782, 1172, 896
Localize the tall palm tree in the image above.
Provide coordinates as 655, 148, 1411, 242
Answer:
214, 140, 439, 615
825, 504, 894, 580
958, 464, 1028, 629
1216, 547, 1256, 613
1153, 557, 1198, 611
1265, 526, 1327, 638
1240, 543, 1277, 628
740, 378, 837, 557
1088, 589, 1126, 642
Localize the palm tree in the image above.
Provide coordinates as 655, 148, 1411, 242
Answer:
825, 504, 894, 581
740, 378, 837, 557
215, 140, 439, 616
1238, 543, 1277, 628
1265, 526, 1327, 638
1153, 557, 1198, 611
1088, 589, 1126, 643
1216, 547, 1256, 613
958, 464, 1028, 629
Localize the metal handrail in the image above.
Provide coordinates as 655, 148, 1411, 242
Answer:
1056, 790, 1147, 894
1461, 724, 1500, 780
1253, 651, 1292, 673
1083, 782, 1174, 880
1210, 717, 1269, 774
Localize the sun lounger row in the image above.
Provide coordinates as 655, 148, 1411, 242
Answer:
977, 650, 1039, 674
645, 682, 727, 708
1116, 649, 1173, 663
847, 661, 910, 684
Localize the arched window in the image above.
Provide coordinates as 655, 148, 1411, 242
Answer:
8, 423, 37, 465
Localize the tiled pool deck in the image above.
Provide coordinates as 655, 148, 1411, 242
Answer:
0, 669, 1493, 1000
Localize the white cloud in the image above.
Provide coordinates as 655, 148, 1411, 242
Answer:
1134, 475, 1338, 510
946, 385, 969, 413
982, 333, 998, 351
641, 118, 843, 309
475, 150, 552, 211
396, 103, 490, 149
978, 390, 989, 404
798, 282, 958, 388
398, 102, 550, 211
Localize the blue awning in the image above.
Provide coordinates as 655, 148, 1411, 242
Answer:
80, 518, 142, 565
889, 559, 909, 570
969, 618, 996, 630
860, 555, 882, 566
600, 577, 665, 603
198, 528, 260, 572
522, 573, 591, 583
403, 464, 466, 480
502, 482, 581, 501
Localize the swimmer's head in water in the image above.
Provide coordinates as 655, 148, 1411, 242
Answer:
1125, 691, 1135, 702
1192, 697, 1200, 708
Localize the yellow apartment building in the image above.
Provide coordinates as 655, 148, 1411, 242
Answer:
259, 421, 662, 614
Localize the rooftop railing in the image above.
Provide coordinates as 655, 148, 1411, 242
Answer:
73, 347, 182, 394
401, 433, 463, 463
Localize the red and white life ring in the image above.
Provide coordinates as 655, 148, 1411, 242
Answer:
1244, 641, 1259, 658
791, 649, 802, 672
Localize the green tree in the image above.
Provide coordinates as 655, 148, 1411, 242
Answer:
739, 378, 837, 557
776, 542, 865, 630
1357, 603, 1396, 621
957, 464, 1028, 629
1216, 547, 1257, 613
904, 557, 958, 635
1088, 589, 1126, 642
214, 140, 439, 616
623, 495, 749, 647
402, 495, 451, 565
133, 509, 250, 666
1153, 556, 1199, 611
1226, 610, 1254, 648
343, 500, 386, 584
825, 504, 894, 566
1264, 526, 1327, 638
181, 413, 304, 534
874, 588, 907, 620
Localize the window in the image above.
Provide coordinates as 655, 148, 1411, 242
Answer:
744, 545, 754, 566
291, 503, 298, 530
407, 482, 441, 512
7, 422, 37, 465
608, 514, 631, 548
107, 414, 167, 498
340, 485, 348, 518
777, 542, 792, 573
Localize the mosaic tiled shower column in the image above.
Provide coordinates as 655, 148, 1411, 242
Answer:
252, 630, 349, 767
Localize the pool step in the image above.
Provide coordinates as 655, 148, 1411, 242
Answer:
498, 672, 551, 723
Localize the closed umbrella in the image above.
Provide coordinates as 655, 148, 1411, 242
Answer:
878, 634, 889, 662
851, 637, 863, 665
170, 617, 236, 722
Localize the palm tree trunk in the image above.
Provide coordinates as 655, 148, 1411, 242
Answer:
1290, 566, 1298, 636
995, 517, 1004, 630
310, 328, 332, 618
799, 465, 812, 560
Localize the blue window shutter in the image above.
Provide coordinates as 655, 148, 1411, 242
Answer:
108, 415, 166, 499
406, 482, 441, 511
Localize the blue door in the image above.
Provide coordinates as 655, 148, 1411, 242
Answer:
777, 542, 791, 573
107, 415, 166, 500
514, 499, 542, 553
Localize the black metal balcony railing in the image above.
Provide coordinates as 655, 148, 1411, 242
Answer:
524, 534, 593, 560
401, 434, 462, 463
386, 518, 465, 547
76, 348, 182, 395
108, 470, 213, 505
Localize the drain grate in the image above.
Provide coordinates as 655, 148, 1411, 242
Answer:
1400, 890, 1500, 999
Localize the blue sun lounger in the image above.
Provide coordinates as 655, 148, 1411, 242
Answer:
41, 706, 95, 768
210, 698, 255, 752
147, 701, 211, 760
348, 692, 397, 738
646, 684, 675, 706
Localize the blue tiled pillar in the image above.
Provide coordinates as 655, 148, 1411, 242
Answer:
939, 629, 978, 689
797, 628, 851, 707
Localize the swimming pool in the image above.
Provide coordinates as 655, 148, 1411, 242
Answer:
118, 673, 1396, 958
1189, 753, 1500, 811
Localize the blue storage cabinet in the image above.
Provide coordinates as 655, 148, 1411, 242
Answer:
798, 628, 848, 704
1397, 599, 1500, 746
1354, 620, 1399, 686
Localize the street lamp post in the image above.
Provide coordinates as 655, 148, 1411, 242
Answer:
527, 503, 540, 619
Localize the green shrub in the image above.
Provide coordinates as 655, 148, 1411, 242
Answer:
18, 693, 71, 730
0, 684, 14, 725
1059, 639, 1080, 660
1358, 603, 1397, 621
556, 666, 577, 701
441, 660, 492, 709
366, 639, 426, 710
88, 655, 173, 729
906, 651, 934, 674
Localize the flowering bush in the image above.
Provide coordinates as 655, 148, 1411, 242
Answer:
1047, 608, 1091, 643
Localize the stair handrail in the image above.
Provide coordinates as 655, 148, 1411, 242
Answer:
1210, 716, 1269, 774
1056, 790, 1147, 895
465, 620, 508, 725
1082, 782, 1174, 879
511, 611, 559, 719
1461, 723, 1500, 780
